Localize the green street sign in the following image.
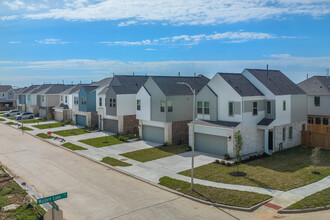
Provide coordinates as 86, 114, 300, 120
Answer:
37, 192, 67, 205
49, 201, 59, 211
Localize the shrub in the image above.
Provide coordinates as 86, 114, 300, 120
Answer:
224, 153, 231, 160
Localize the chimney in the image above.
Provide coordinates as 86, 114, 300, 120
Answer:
266, 64, 269, 77
178, 72, 180, 76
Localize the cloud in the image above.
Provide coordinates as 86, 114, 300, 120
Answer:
0, 15, 18, 20
145, 48, 156, 51
35, 38, 69, 44
100, 31, 292, 46
8, 41, 22, 44
2, 0, 48, 11
18, 0, 330, 25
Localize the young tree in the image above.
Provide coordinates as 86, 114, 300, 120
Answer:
311, 147, 321, 174
234, 130, 243, 172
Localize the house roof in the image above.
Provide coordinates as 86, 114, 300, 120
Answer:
91, 77, 113, 88
98, 87, 109, 95
30, 84, 55, 94
193, 119, 240, 128
0, 85, 13, 92
151, 75, 209, 96
218, 73, 264, 97
257, 118, 274, 126
246, 69, 305, 95
53, 103, 70, 109
110, 75, 149, 94
44, 84, 75, 94
61, 84, 89, 94
298, 76, 330, 95
83, 86, 99, 94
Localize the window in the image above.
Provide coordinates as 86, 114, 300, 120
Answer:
81, 96, 87, 105
302, 124, 306, 131
160, 101, 165, 112
229, 102, 234, 116
65, 96, 68, 103
167, 100, 173, 112
109, 98, 116, 107
289, 126, 293, 139
267, 101, 271, 114
137, 100, 141, 110
282, 128, 286, 141
315, 117, 321, 124
99, 97, 102, 106
61, 96, 63, 102
197, 101, 203, 114
283, 100, 286, 111
74, 97, 78, 104
323, 118, 329, 125
42, 96, 45, 102
314, 96, 320, 106
253, 101, 258, 115
308, 117, 313, 124
27, 95, 31, 101
203, 102, 210, 115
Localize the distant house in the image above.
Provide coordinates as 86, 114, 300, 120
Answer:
189, 69, 307, 156
298, 76, 330, 125
0, 85, 16, 109
136, 75, 209, 144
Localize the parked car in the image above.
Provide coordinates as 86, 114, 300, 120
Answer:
15, 112, 34, 120
4, 110, 20, 117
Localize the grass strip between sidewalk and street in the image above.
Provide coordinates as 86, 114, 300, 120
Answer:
159, 176, 271, 208
36, 133, 54, 139
6, 122, 15, 125
101, 156, 132, 167
62, 142, 87, 151
287, 187, 330, 210
79, 136, 123, 148
33, 122, 65, 129
53, 128, 90, 137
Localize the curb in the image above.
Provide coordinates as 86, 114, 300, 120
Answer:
278, 205, 330, 214
2, 122, 269, 212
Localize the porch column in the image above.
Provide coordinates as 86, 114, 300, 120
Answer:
264, 128, 269, 154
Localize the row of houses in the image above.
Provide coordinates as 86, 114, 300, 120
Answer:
3, 68, 330, 156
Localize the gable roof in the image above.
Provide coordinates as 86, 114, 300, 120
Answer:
151, 75, 209, 96
0, 85, 13, 93
110, 75, 149, 94
31, 84, 55, 94
218, 73, 264, 97
82, 86, 99, 94
61, 84, 89, 95
298, 76, 330, 95
98, 87, 109, 95
246, 69, 305, 95
91, 77, 113, 88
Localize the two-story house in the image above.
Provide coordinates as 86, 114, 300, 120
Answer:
298, 76, 330, 125
190, 69, 307, 156
136, 75, 209, 144
97, 75, 148, 134
0, 85, 16, 109
16, 85, 39, 113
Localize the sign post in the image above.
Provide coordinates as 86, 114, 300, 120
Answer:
38, 192, 67, 220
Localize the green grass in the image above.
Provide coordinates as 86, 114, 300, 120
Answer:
7, 203, 45, 220
32, 122, 65, 129
79, 136, 123, 148
7, 117, 15, 120
22, 119, 44, 124
159, 176, 271, 208
287, 187, 330, 209
6, 122, 15, 125
36, 133, 54, 139
20, 126, 33, 131
0, 118, 5, 121
101, 156, 132, 167
53, 128, 90, 137
179, 146, 330, 191
121, 145, 190, 162
62, 142, 87, 151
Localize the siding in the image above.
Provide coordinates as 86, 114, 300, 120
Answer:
291, 94, 307, 122
166, 95, 193, 122
196, 85, 218, 121
144, 78, 166, 122
105, 87, 117, 116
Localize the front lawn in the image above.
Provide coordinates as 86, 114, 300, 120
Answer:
159, 176, 271, 208
62, 142, 87, 150
22, 119, 44, 124
36, 133, 54, 139
179, 146, 330, 191
7, 117, 15, 120
79, 136, 123, 148
121, 145, 190, 162
20, 126, 33, 131
101, 156, 131, 167
0, 118, 5, 121
287, 187, 330, 209
6, 122, 15, 125
33, 122, 65, 129
53, 128, 90, 137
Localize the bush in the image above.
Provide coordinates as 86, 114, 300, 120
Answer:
224, 153, 231, 160
215, 159, 220, 164
220, 160, 226, 165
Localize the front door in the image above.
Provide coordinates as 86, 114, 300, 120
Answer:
268, 131, 273, 150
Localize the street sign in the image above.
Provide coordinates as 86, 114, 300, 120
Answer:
37, 192, 67, 205
49, 201, 59, 211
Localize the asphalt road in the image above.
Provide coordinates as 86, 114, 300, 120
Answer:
0, 123, 329, 220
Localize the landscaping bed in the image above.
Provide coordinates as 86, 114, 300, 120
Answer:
287, 187, 330, 210
33, 122, 66, 129
121, 145, 190, 162
79, 136, 123, 148
62, 142, 87, 151
159, 176, 271, 208
179, 146, 330, 191
101, 157, 131, 167
53, 128, 90, 137
36, 133, 54, 139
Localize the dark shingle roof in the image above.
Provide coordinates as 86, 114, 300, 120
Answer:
193, 119, 240, 128
83, 86, 99, 94
54, 103, 70, 109
298, 76, 330, 95
151, 75, 209, 96
218, 73, 264, 97
0, 85, 12, 92
98, 87, 109, 95
44, 85, 75, 94
110, 75, 149, 94
31, 84, 55, 94
246, 69, 305, 95
91, 77, 113, 87
257, 118, 274, 126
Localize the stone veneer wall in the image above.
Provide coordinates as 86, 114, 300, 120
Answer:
172, 120, 191, 144
123, 115, 139, 134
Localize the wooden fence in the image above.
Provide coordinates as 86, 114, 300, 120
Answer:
307, 123, 330, 134
301, 131, 330, 149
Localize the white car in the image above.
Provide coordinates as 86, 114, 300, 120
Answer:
4, 110, 20, 117
15, 112, 35, 120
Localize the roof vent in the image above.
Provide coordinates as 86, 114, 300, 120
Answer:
266, 64, 269, 77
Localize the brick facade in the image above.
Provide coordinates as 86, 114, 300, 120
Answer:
172, 120, 191, 144
123, 114, 139, 134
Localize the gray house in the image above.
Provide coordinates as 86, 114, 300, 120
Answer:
98, 75, 148, 134
136, 75, 209, 144
298, 76, 330, 125
0, 85, 16, 109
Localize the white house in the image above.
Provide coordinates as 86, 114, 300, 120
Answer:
0, 85, 16, 109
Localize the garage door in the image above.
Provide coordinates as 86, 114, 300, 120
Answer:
103, 119, 118, 133
27, 107, 33, 113
195, 133, 228, 155
55, 111, 63, 122
142, 125, 164, 143
76, 115, 86, 127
